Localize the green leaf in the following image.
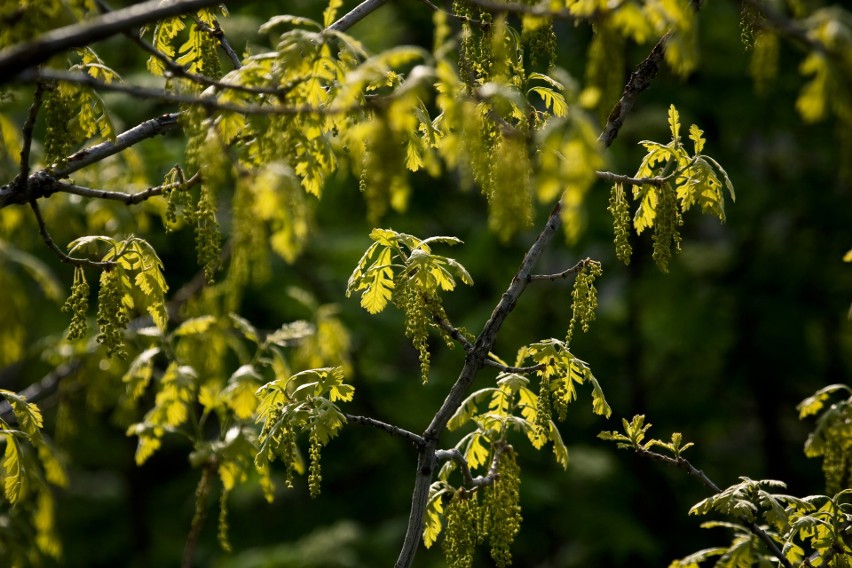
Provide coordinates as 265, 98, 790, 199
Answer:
173, 315, 218, 337
423, 484, 446, 548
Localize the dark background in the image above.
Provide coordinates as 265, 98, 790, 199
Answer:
1, 1, 850, 567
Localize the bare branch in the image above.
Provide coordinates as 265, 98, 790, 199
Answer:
595, 170, 667, 187
435, 448, 495, 488
29, 200, 114, 268
192, 15, 241, 69
329, 0, 391, 32
528, 258, 591, 282
17, 83, 46, 184
431, 314, 474, 351
56, 113, 181, 178
344, 414, 426, 448
0, 0, 234, 85
56, 172, 200, 205
15, 68, 363, 117
599, 34, 668, 149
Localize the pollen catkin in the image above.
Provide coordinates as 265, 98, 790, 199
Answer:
62, 267, 89, 340
96, 268, 130, 359
194, 182, 222, 283
488, 447, 522, 567
566, 261, 602, 345
652, 184, 683, 272
308, 429, 322, 498
442, 490, 478, 568
394, 281, 434, 384
608, 183, 632, 265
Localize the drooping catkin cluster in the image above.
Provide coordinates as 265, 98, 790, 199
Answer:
308, 429, 322, 498
535, 377, 552, 433
42, 84, 77, 165
566, 260, 602, 345
652, 184, 683, 272
520, 1, 555, 69
453, 0, 492, 89
442, 489, 479, 568
487, 447, 522, 567
194, 182, 222, 283
393, 281, 441, 384
62, 267, 89, 340
96, 268, 130, 358
608, 182, 632, 265
821, 445, 851, 495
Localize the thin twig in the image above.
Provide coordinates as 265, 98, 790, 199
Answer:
29, 200, 114, 268
15, 68, 364, 117
192, 16, 242, 69
599, 34, 668, 149
435, 448, 496, 488
528, 258, 590, 282
595, 170, 667, 187
0, 0, 234, 85
16, 83, 46, 184
57, 172, 201, 205
344, 414, 426, 448
432, 315, 474, 351
329, 0, 391, 32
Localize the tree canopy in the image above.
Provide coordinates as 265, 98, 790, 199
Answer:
0, 1, 850, 567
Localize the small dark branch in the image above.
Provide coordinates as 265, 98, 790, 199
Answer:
344, 413, 426, 448
57, 172, 200, 205
528, 258, 590, 283
0, 0, 233, 85
596, 170, 667, 187
435, 448, 496, 488
56, 112, 180, 178
329, 0, 391, 32
463, 0, 574, 19
93, 0, 269, 96
29, 200, 114, 268
16, 68, 363, 117
483, 359, 545, 375
193, 16, 241, 69
599, 34, 668, 149
635, 447, 793, 568
415, 0, 489, 28
0, 360, 81, 423
16, 83, 46, 184
182, 461, 215, 568
432, 314, 474, 351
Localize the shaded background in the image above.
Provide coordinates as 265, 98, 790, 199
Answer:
1, 0, 851, 566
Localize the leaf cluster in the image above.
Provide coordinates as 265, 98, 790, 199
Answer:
347, 228, 472, 382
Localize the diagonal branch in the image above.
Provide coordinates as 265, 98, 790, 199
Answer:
16, 83, 46, 184
599, 34, 668, 149
329, 0, 391, 32
53, 172, 201, 205
29, 200, 114, 268
14, 68, 364, 117
634, 447, 793, 568
344, 414, 426, 448
528, 258, 591, 282
0, 0, 235, 85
